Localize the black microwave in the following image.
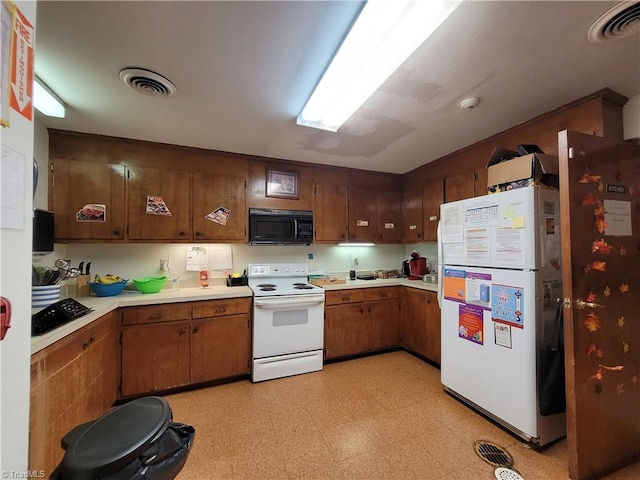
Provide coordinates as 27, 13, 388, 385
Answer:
248, 208, 313, 245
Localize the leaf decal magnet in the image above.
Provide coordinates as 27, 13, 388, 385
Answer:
620, 245, 627, 256
586, 292, 597, 303
591, 239, 613, 254
604, 286, 611, 297
619, 283, 629, 293
594, 217, 608, 234
584, 312, 601, 332
623, 341, 629, 354
616, 383, 625, 395
591, 368, 603, 381
601, 365, 624, 372
579, 174, 602, 184
597, 181, 605, 193
582, 192, 597, 206
589, 261, 607, 272
632, 375, 638, 384
618, 316, 626, 327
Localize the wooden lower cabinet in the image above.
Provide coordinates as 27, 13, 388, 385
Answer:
324, 287, 400, 360
120, 298, 251, 397
29, 311, 118, 476
400, 287, 441, 364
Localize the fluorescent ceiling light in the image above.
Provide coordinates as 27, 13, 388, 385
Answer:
34, 76, 65, 118
338, 243, 375, 247
297, 0, 462, 132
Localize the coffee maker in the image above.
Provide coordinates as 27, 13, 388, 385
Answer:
402, 250, 429, 280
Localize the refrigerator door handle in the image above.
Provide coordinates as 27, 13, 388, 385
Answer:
437, 220, 442, 309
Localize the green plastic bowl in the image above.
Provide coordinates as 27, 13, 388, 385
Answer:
132, 276, 168, 294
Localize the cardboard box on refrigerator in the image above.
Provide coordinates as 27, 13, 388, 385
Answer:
486, 148, 559, 193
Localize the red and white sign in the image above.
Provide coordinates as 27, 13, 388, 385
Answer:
10, 8, 34, 121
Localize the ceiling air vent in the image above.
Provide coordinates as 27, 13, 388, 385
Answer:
119, 68, 177, 97
587, 1, 640, 43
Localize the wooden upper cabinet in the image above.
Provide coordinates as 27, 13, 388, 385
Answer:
193, 173, 246, 242
402, 189, 423, 243
422, 179, 444, 242
376, 191, 402, 243
348, 188, 377, 242
127, 166, 191, 240
314, 184, 348, 243
51, 159, 126, 241
444, 170, 477, 202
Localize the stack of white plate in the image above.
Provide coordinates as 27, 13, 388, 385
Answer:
32, 285, 61, 308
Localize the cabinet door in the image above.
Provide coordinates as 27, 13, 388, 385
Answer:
193, 173, 246, 241
51, 159, 126, 240
324, 304, 367, 359
376, 191, 403, 243
314, 184, 348, 243
400, 288, 427, 356
422, 180, 443, 242
348, 188, 377, 242
190, 314, 251, 383
368, 298, 400, 351
424, 291, 441, 364
444, 170, 476, 202
127, 166, 191, 240
402, 189, 423, 243
121, 321, 190, 396
29, 313, 118, 474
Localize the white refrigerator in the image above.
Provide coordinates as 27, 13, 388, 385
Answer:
437, 186, 566, 446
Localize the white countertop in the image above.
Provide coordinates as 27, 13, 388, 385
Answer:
31, 280, 438, 355
320, 277, 438, 292
31, 286, 252, 355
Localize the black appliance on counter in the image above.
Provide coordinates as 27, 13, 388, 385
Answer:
248, 208, 313, 245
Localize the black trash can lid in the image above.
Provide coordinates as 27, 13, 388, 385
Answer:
61, 396, 172, 480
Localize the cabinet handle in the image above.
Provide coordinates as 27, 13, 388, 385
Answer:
82, 341, 90, 349
179, 328, 187, 336
368, 306, 371, 313
113, 230, 120, 236
195, 231, 202, 237
179, 231, 186, 237
89, 335, 95, 344
150, 313, 163, 320
426, 298, 431, 304
342, 297, 350, 302
215, 307, 227, 314
193, 325, 200, 334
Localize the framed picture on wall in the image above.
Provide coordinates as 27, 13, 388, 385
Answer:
266, 169, 298, 199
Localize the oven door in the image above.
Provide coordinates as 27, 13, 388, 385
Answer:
253, 293, 325, 358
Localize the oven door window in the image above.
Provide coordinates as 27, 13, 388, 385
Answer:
273, 309, 308, 327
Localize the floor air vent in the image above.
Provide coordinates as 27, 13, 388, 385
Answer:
494, 467, 525, 480
473, 440, 514, 468
587, 1, 640, 43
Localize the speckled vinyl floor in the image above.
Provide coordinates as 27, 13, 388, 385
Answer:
165, 351, 640, 480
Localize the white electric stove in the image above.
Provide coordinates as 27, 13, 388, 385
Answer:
248, 264, 325, 382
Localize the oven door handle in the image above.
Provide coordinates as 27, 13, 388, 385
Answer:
254, 295, 325, 308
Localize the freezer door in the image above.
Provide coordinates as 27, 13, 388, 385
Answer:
440, 266, 564, 443
439, 187, 561, 271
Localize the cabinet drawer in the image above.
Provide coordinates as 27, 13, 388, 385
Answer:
365, 287, 400, 301
191, 298, 251, 319
325, 290, 365, 306
122, 304, 191, 325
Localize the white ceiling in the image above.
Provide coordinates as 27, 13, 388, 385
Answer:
34, 1, 640, 174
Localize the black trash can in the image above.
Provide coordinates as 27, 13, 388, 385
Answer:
51, 396, 195, 480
